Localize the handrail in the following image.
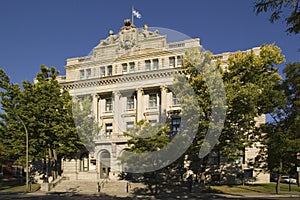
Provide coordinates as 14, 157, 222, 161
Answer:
98, 178, 108, 192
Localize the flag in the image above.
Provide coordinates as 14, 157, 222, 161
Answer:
132, 9, 142, 19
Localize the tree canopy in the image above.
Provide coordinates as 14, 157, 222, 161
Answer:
255, 0, 300, 34
0, 65, 86, 181
121, 44, 285, 192
257, 62, 300, 193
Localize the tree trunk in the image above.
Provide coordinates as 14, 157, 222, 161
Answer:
276, 159, 283, 194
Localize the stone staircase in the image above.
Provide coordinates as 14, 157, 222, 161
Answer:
51, 178, 132, 197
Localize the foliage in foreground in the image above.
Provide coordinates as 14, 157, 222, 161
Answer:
0, 65, 86, 181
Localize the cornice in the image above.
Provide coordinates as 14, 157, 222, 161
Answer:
61, 68, 183, 90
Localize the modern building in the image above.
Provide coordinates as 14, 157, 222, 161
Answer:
57, 19, 269, 183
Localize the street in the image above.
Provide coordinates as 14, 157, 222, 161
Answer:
0, 192, 299, 200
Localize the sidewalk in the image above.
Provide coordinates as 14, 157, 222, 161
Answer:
1, 180, 300, 199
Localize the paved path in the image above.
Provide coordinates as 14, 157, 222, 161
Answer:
1, 179, 300, 199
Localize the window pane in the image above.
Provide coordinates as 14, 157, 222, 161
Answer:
177, 56, 183, 67
106, 98, 113, 111
169, 57, 175, 67
171, 118, 181, 133
80, 70, 85, 79
173, 94, 180, 105
129, 62, 135, 72
100, 67, 105, 77
86, 69, 91, 78
145, 60, 151, 71
107, 65, 112, 76
149, 94, 157, 108
126, 121, 134, 131
127, 96, 135, 109
153, 59, 158, 70
149, 120, 157, 126
122, 63, 128, 74
105, 123, 113, 135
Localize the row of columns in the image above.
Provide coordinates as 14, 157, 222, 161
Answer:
92, 85, 169, 132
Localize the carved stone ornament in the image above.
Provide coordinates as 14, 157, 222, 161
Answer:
119, 19, 138, 50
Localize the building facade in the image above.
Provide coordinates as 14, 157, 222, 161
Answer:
58, 19, 269, 183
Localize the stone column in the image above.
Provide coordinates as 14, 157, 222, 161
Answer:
113, 91, 121, 134
93, 94, 99, 122
160, 85, 168, 122
136, 88, 144, 122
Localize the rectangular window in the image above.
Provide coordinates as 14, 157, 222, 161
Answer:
177, 56, 183, 67
100, 67, 105, 77
126, 121, 134, 131
127, 96, 135, 110
105, 98, 113, 111
86, 69, 91, 79
129, 62, 135, 72
105, 123, 113, 135
122, 63, 128, 74
107, 65, 113, 76
172, 94, 180, 105
149, 120, 157, 126
153, 59, 158, 70
171, 118, 181, 133
145, 60, 151, 71
80, 70, 85, 79
149, 94, 157, 108
169, 57, 175, 67
81, 157, 89, 171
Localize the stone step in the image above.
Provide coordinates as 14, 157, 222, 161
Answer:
52, 179, 101, 193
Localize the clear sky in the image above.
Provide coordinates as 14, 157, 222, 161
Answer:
0, 0, 299, 84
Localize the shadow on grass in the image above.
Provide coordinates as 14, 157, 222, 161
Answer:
0, 184, 40, 193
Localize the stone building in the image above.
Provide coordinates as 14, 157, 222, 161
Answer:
57, 19, 269, 183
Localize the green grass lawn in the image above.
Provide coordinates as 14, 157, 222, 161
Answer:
0, 184, 40, 193
207, 183, 300, 193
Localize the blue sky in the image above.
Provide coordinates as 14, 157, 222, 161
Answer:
0, 0, 299, 84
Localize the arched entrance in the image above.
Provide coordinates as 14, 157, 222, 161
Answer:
99, 150, 111, 178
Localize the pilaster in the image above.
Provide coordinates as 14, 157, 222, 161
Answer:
136, 88, 144, 122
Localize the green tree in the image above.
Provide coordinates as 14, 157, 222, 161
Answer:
255, 0, 300, 34
176, 44, 284, 183
72, 95, 100, 153
259, 62, 300, 193
221, 44, 284, 159
120, 120, 171, 194
0, 68, 24, 164
0, 66, 85, 182
121, 44, 285, 192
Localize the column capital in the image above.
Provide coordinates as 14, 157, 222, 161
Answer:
113, 90, 121, 97
94, 93, 100, 99
160, 85, 168, 91
136, 88, 144, 94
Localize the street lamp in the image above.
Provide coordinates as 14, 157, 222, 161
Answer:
15, 115, 29, 192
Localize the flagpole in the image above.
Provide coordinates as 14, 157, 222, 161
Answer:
131, 6, 134, 25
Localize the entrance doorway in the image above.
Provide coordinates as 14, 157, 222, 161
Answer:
99, 150, 111, 178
